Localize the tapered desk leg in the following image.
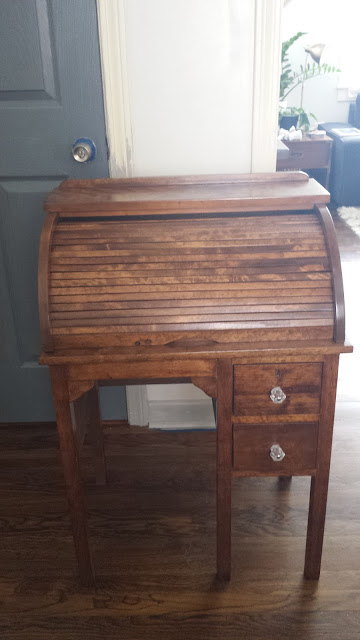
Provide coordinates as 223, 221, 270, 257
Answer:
304, 355, 339, 580
50, 366, 95, 586
88, 385, 107, 486
216, 358, 233, 581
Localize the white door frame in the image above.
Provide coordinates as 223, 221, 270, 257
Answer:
96, 0, 134, 178
97, 0, 146, 424
97, 0, 282, 176
251, 0, 282, 172
96, 0, 282, 425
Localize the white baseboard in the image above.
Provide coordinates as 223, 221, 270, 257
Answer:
148, 399, 216, 430
126, 385, 149, 426
127, 383, 216, 430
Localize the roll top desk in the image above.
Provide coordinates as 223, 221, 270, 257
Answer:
38, 172, 352, 585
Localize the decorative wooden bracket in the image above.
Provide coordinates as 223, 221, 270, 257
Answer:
68, 379, 96, 403
191, 376, 217, 398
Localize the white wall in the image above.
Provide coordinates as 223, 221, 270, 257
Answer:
123, 0, 255, 175
282, 0, 360, 124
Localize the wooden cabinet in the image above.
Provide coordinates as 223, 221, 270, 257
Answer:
38, 172, 351, 586
276, 135, 333, 189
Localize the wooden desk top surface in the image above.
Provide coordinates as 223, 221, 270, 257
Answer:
45, 172, 330, 216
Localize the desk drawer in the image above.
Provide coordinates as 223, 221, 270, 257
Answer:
233, 422, 318, 475
233, 363, 322, 420
278, 140, 331, 170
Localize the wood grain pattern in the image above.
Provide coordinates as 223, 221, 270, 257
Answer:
86, 385, 107, 486
49, 366, 94, 586
304, 354, 339, 579
40, 340, 352, 366
71, 395, 89, 450
44, 172, 329, 215
233, 363, 322, 418
191, 376, 217, 398
316, 204, 346, 343
233, 422, 319, 475
40, 201, 338, 350
1, 410, 359, 639
232, 413, 320, 424
50, 326, 335, 349
67, 359, 216, 381
71, 386, 106, 486
216, 359, 233, 580
38, 213, 58, 352
68, 380, 95, 403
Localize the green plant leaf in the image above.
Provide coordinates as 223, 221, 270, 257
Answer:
281, 31, 307, 61
279, 32, 339, 101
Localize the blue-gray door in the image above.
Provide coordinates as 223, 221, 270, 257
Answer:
0, 0, 125, 421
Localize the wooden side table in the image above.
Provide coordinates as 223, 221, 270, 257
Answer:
277, 135, 333, 190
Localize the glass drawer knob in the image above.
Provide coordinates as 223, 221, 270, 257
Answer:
270, 386, 286, 404
270, 444, 285, 462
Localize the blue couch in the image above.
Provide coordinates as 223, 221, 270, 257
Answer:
320, 95, 360, 206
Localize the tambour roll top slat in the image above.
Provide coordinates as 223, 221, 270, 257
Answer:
39, 173, 345, 353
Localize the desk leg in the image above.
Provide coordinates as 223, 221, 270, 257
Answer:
216, 358, 233, 581
88, 385, 107, 486
50, 366, 95, 586
304, 355, 339, 580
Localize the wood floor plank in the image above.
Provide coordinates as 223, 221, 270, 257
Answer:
0, 411, 359, 638
2, 612, 360, 640
0, 394, 359, 638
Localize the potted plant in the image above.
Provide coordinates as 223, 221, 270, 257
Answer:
279, 106, 316, 131
279, 32, 340, 131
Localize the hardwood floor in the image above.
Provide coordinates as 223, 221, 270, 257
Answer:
1, 214, 359, 639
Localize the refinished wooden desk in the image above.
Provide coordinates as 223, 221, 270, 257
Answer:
38, 172, 352, 586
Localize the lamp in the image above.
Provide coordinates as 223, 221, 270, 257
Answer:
300, 43, 326, 108
304, 43, 326, 64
